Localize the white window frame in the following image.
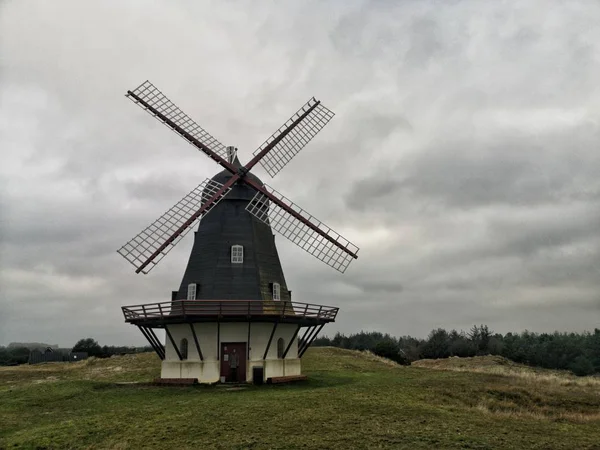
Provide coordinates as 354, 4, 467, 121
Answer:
273, 282, 281, 301
231, 245, 244, 264
187, 283, 197, 300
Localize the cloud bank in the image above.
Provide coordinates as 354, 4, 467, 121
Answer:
1, 0, 599, 346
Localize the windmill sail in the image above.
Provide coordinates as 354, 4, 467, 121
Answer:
126, 80, 228, 161
245, 185, 359, 273
117, 178, 232, 273
120, 81, 357, 275
252, 98, 334, 178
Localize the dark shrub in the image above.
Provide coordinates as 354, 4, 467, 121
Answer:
373, 340, 409, 365
569, 356, 595, 376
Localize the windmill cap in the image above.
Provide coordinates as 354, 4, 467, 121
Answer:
206, 155, 264, 201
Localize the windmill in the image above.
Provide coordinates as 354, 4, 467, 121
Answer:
118, 81, 359, 384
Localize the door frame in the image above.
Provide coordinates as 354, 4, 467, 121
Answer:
220, 342, 247, 382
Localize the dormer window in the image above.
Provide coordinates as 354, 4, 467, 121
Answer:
231, 245, 244, 264
187, 283, 197, 300
273, 282, 280, 301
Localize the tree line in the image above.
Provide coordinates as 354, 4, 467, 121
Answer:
4, 328, 599, 376
313, 326, 600, 376
0, 339, 152, 366
70, 338, 153, 358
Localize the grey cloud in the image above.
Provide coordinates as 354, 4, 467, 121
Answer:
348, 279, 404, 295
346, 126, 600, 213
121, 175, 199, 203
404, 17, 443, 66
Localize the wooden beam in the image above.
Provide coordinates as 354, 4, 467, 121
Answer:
267, 375, 307, 384
298, 325, 315, 351
243, 100, 321, 172
165, 325, 183, 361
247, 321, 251, 360
263, 321, 279, 360
137, 326, 164, 360
298, 324, 323, 356
145, 327, 166, 359
299, 324, 325, 358
135, 175, 239, 274
189, 323, 203, 361
282, 325, 301, 359
126, 89, 237, 174
244, 177, 358, 259
216, 321, 221, 361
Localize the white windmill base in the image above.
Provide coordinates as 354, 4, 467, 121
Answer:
160, 323, 302, 383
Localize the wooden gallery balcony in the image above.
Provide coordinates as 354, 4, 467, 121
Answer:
121, 300, 339, 328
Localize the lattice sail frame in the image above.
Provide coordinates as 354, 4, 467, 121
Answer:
245, 185, 359, 273
117, 179, 232, 274
126, 80, 228, 160
253, 98, 335, 178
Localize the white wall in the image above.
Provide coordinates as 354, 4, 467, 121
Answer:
161, 321, 301, 382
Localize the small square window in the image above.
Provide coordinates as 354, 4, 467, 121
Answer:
273, 282, 280, 301
231, 245, 244, 264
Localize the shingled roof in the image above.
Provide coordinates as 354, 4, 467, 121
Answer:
175, 157, 289, 302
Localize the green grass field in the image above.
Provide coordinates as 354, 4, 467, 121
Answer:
1, 347, 599, 449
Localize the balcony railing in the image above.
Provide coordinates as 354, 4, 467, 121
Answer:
122, 300, 339, 323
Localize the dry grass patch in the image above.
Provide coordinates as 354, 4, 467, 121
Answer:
0, 352, 160, 387
358, 350, 403, 367
474, 401, 600, 423
412, 355, 600, 388
412, 355, 600, 424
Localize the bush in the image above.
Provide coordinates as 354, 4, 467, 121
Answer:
0, 347, 30, 365
72, 338, 103, 357
569, 356, 595, 376
373, 341, 409, 365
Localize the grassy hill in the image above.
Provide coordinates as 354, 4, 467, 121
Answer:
1, 347, 599, 449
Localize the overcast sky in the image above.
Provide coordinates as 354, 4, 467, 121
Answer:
1, 0, 599, 347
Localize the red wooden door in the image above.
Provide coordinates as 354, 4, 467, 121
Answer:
220, 342, 247, 382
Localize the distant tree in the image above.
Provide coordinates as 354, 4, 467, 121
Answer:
331, 332, 351, 349
488, 335, 504, 355
420, 329, 450, 359
448, 330, 477, 357
587, 329, 600, 372
100, 345, 139, 357
0, 346, 30, 365
72, 338, 103, 357
372, 340, 409, 365
312, 336, 332, 347
468, 325, 493, 354
398, 335, 423, 362
569, 355, 595, 376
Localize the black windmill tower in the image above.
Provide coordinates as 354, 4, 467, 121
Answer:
117, 81, 359, 383
174, 153, 290, 303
